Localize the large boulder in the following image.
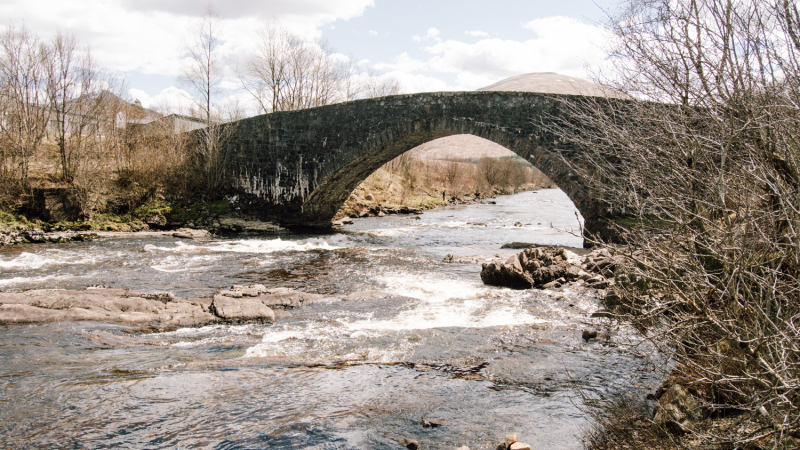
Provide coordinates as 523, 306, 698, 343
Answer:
481, 254, 534, 289
482, 247, 587, 289
29, 187, 83, 222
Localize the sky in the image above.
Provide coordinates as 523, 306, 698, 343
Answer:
0, 0, 622, 114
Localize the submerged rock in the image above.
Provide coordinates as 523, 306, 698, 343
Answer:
500, 242, 537, 249
389, 437, 419, 449
172, 228, 211, 239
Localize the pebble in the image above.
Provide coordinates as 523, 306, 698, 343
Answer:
421, 417, 444, 428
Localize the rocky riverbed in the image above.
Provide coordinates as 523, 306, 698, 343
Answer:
0, 284, 330, 328
0, 189, 660, 449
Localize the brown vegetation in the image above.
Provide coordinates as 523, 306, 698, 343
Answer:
337, 152, 554, 218
0, 11, 406, 233
549, 0, 800, 448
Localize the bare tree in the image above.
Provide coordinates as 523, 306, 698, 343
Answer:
0, 24, 50, 187
360, 68, 402, 98
550, 1, 800, 448
241, 21, 402, 114
182, 7, 222, 124
240, 21, 290, 114
477, 157, 505, 187
182, 8, 238, 195
47, 31, 101, 182
443, 160, 466, 188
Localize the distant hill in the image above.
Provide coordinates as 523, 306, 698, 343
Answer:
408, 73, 625, 163
408, 134, 515, 160
477, 72, 630, 99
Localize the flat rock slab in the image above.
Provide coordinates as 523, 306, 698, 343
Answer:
0, 289, 216, 327
210, 295, 275, 323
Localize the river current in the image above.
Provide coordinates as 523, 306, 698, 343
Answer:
0, 189, 657, 449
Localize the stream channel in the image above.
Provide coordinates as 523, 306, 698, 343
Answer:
0, 189, 658, 449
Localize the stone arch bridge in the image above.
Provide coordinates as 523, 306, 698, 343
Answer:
221, 91, 607, 238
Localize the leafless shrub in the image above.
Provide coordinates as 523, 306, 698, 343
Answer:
550, 0, 800, 447
477, 157, 532, 189
443, 159, 467, 188
0, 24, 50, 203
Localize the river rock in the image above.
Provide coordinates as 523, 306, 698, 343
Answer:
257, 287, 322, 309
509, 443, 531, 450
421, 417, 444, 428
210, 295, 275, 323
0, 285, 319, 326
172, 228, 211, 239
480, 261, 534, 289
219, 284, 269, 298
505, 433, 518, 448
390, 437, 419, 449
481, 247, 591, 289
653, 383, 706, 434
582, 329, 609, 341
500, 242, 537, 249
146, 214, 167, 227
216, 285, 321, 310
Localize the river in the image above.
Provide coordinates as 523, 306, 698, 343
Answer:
0, 189, 656, 449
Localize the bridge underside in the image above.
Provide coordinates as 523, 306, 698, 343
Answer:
300, 131, 455, 224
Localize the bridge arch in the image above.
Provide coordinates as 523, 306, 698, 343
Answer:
223, 91, 603, 230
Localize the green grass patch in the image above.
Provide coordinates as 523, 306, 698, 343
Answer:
0, 210, 35, 231
132, 202, 172, 220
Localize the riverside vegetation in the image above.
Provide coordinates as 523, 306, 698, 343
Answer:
335, 152, 554, 221
545, 0, 800, 449
0, 18, 549, 243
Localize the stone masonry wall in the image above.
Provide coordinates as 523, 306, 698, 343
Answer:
221, 91, 609, 229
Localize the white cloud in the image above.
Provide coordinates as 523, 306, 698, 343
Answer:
426, 27, 440, 40
120, 0, 373, 20
369, 30, 378, 36
128, 86, 197, 113
0, 0, 373, 78
465, 30, 489, 37
387, 71, 462, 93
380, 16, 610, 92
374, 52, 428, 74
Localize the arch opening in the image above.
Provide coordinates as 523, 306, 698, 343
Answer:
301, 132, 587, 231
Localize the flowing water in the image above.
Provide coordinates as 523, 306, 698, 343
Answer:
0, 190, 657, 449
